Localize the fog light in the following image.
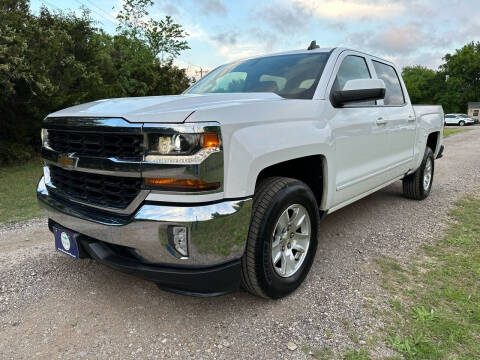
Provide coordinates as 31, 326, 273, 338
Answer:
168, 226, 188, 257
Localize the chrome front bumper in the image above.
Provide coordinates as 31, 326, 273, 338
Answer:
37, 176, 252, 266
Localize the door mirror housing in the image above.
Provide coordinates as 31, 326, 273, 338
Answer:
331, 79, 386, 107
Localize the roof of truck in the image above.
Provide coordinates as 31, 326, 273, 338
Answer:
227, 47, 395, 67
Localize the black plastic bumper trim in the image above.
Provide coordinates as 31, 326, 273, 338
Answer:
79, 238, 241, 297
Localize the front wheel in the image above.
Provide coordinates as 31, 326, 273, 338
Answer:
459, 120, 465, 126
402, 147, 434, 200
241, 177, 319, 299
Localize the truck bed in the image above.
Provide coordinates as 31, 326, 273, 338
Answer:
413, 105, 444, 120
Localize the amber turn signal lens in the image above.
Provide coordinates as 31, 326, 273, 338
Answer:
144, 178, 220, 191
203, 133, 220, 148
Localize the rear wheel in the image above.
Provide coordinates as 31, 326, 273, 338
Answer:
241, 177, 319, 299
402, 147, 434, 200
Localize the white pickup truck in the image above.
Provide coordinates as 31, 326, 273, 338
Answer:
37, 46, 444, 298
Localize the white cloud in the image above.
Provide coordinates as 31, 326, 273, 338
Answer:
208, 28, 281, 62
116, 0, 480, 71
291, 0, 404, 20
215, 41, 268, 61
388, 51, 445, 70
345, 22, 441, 56
197, 0, 227, 16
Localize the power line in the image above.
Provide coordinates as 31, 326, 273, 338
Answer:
41, 0, 62, 11
72, 0, 117, 27
85, 0, 118, 24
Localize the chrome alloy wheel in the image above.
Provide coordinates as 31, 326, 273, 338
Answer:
271, 204, 311, 278
423, 157, 433, 191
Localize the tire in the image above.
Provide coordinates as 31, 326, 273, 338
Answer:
459, 120, 465, 126
240, 177, 320, 299
402, 147, 434, 200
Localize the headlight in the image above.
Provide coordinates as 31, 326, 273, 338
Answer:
147, 133, 203, 156
145, 130, 221, 163
143, 123, 223, 192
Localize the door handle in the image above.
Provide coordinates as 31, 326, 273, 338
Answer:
408, 115, 415, 122
376, 117, 387, 125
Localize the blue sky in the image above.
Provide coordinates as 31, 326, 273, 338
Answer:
30, 0, 480, 75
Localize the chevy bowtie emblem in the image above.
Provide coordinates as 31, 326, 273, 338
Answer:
57, 153, 78, 169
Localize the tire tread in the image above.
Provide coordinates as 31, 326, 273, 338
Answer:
240, 177, 299, 298
402, 147, 434, 200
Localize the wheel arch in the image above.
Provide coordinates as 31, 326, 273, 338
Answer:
426, 131, 440, 154
254, 155, 328, 209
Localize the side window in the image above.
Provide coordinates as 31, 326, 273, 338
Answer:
334, 55, 371, 91
333, 55, 373, 106
372, 61, 405, 106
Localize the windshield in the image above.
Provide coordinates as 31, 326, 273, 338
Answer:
185, 53, 330, 99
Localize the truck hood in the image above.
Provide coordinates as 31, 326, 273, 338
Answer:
47, 93, 284, 123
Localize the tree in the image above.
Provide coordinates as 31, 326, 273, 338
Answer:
401, 42, 480, 113
402, 66, 440, 105
441, 42, 480, 113
145, 16, 189, 64
116, 0, 189, 64
0, 0, 191, 165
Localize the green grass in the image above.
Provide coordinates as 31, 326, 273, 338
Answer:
342, 349, 371, 360
0, 159, 43, 224
301, 344, 334, 360
301, 196, 480, 360
377, 196, 480, 359
443, 127, 469, 137
301, 344, 372, 360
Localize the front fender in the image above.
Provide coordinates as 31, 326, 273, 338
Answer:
225, 121, 333, 199
188, 99, 335, 205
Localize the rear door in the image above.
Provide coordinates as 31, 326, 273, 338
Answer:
371, 60, 415, 177
328, 51, 390, 206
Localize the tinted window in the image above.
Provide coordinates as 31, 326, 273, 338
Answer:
372, 61, 405, 105
334, 55, 371, 91
445, 115, 455, 118
186, 53, 330, 99
332, 55, 372, 105
211, 72, 246, 92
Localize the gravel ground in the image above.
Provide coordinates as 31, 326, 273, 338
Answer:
1, 128, 480, 359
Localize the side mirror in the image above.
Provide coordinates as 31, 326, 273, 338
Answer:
331, 79, 386, 107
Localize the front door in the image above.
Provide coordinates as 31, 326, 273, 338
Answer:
328, 53, 391, 206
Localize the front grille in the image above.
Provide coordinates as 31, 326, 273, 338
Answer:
49, 166, 141, 210
47, 130, 144, 159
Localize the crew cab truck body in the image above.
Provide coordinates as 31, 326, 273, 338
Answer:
37, 47, 444, 298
